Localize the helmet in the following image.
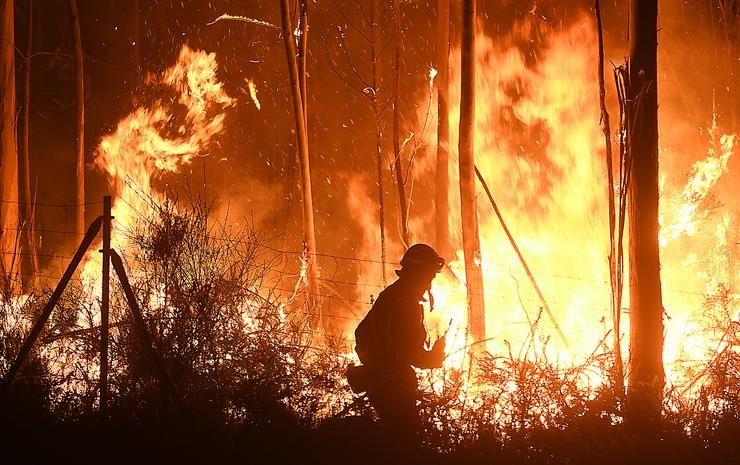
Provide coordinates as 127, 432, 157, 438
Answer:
399, 243, 445, 273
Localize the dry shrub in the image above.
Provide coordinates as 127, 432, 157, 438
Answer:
105, 193, 352, 428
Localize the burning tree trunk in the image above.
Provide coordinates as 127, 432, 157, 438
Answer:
626, 0, 665, 429
0, 0, 20, 291
69, 0, 85, 237
21, 0, 39, 284
279, 0, 321, 321
370, 0, 387, 285
435, 0, 451, 259
392, 0, 409, 247
458, 0, 485, 343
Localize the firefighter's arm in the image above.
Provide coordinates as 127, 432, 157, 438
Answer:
404, 305, 445, 368
410, 335, 445, 369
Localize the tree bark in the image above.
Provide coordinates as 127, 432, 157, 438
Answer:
279, 0, 321, 323
21, 0, 39, 285
435, 0, 451, 259
0, 0, 20, 292
69, 0, 85, 237
392, 0, 409, 247
626, 0, 664, 431
370, 0, 387, 285
458, 0, 485, 343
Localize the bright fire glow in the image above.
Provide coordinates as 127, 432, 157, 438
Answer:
340, 15, 738, 395
82, 45, 234, 284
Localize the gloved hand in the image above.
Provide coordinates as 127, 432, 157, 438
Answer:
428, 335, 446, 368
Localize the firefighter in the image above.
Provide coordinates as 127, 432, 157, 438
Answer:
348, 243, 447, 433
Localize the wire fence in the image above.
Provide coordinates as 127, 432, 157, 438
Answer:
0, 196, 720, 331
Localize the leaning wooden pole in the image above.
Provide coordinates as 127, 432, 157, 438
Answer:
475, 167, 569, 348
110, 250, 181, 403
626, 0, 664, 430
458, 0, 485, 343
99, 196, 111, 414
69, 0, 85, 237
0, 216, 103, 395
279, 0, 321, 322
435, 0, 452, 259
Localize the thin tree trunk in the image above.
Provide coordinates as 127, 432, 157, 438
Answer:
626, 0, 664, 431
298, 0, 308, 119
279, 0, 321, 323
436, 0, 451, 258
0, 0, 20, 292
392, 0, 409, 247
69, 0, 85, 237
595, 0, 624, 393
459, 0, 485, 343
370, 0, 386, 285
21, 0, 39, 285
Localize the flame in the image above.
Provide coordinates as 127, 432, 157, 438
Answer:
412, 17, 612, 367
333, 13, 740, 395
428, 67, 438, 90
82, 45, 234, 283
660, 113, 735, 245
245, 78, 262, 110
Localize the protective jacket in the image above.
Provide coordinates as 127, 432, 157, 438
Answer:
354, 279, 440, 372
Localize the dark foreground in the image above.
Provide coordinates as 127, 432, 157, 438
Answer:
2, 411, 737, 465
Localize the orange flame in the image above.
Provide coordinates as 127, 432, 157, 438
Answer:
82, 45, 233, 284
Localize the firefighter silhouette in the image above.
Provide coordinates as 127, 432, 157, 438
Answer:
347, 244, 447, 432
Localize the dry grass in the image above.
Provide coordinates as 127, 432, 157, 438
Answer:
0, 197, 737, 464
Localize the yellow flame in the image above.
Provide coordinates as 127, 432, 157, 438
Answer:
83, 45, 233, 284
246, 78, 262, 110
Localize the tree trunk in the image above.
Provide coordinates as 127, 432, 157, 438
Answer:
279, 0, 321, 324
69, 0, 85, 237
0, 0, 20, 292
595, 0, 625, 393
21, 0, 39, 285
626, 0, 664, 431
435, 0, 451, 259
392, 0, 409, 247
458, 0, 485, 343
370, 0, 387, 285
298, 0, 308, 119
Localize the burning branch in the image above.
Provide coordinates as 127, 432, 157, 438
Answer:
206, 13, 279, 30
